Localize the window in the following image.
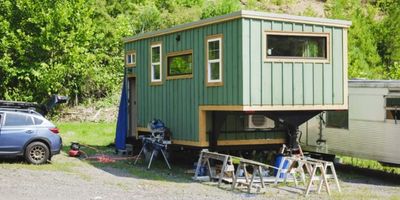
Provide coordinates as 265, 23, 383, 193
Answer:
326, 111, 348, 129
150, 43, 162, 83
386, 97, 400, 121
4, 113, 34, 126
33, 117, 43, 125
206, 35, 223, 86
266, 32, 329, 62
125, 51, 136, 67
167, 50, 193, 79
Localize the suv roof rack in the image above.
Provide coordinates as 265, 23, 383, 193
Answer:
0, 100, 39, 109
0, 108, 42, 116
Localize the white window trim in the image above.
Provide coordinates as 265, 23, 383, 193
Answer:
264, 31, 330, 63
125, 51, 136, 67
150, 44, 162, 83
206, 36, 223, 86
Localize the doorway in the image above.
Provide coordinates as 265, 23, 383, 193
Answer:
128, 77, 137, 138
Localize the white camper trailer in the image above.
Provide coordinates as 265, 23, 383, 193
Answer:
300, 80, 400, 165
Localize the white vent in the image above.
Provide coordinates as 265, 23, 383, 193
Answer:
245, 115, 275, 130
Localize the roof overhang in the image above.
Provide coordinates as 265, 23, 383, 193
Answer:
123, 10, 352, 43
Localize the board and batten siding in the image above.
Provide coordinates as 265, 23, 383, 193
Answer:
125, 19, 243, 142
241, 18, 344, 107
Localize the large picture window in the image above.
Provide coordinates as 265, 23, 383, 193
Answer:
206, 35, 223, 86
150, 43, 162, 83
265, 32, 329, 62
167, 50, 193, 79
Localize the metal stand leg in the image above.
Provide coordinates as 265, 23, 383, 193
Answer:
147, 150, 156, 169
160, 149, 171, 169
134, 146, 145, 165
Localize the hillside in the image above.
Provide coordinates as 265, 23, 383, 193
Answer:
0, 0, 398, 105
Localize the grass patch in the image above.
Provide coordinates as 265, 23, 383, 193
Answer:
57, 121, 116, 146
338, 155, 400, 175
56, 121, 192, 182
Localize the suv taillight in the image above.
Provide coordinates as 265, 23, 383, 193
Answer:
49, 127, 59, 134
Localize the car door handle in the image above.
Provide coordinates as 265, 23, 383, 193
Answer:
26, 130, 34, 134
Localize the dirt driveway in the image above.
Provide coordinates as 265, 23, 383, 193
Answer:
0, 153, 399, 200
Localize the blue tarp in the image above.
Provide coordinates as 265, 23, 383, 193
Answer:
115, 77, 128, 150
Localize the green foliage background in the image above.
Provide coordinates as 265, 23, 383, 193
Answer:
0, 0, 399, 103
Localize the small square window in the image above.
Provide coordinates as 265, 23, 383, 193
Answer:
126, 51, 136, 67
165, 50, 193, 80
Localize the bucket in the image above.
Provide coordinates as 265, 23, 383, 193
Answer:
194, 162, 207, 176
274, 154, 289, 178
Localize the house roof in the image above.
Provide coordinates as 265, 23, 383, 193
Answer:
123, 10, 352, 43
349, 80, 400, 88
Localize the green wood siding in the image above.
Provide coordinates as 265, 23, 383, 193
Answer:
125, 19, 243, 142
124, 15, 347, 143
241, 18, 344, 106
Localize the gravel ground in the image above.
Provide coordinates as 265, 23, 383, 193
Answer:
0, 154, 399, 200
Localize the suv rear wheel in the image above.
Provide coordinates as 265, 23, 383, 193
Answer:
25, 142, 50, 164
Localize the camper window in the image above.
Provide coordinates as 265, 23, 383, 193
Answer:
167, 50, 193, 79
326, 111, 348, 129
125, 51, 136, 67
150, 43, 162, 83
206, 35, 223, 86
386, 97, 400, 121
265, 32, 329, 62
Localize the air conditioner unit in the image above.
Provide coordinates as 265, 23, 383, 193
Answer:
245, 115, 275, 130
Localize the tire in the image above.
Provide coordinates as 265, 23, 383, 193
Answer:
25, 142, 50, 164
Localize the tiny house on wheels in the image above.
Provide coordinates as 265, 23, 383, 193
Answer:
123, 10, 351, 150
300, 80, 400, 165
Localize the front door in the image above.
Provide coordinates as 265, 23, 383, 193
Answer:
128, 77, 137, 138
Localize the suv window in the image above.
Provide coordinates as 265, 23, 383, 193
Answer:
33, 117, 43, 125
4, 113, 34, 126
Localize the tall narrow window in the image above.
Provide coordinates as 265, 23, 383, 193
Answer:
125, 50, 136, 67
150, 43, 162, 83
206, 35, 223, 86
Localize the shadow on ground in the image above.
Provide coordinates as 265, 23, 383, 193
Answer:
60, 143, 196, 184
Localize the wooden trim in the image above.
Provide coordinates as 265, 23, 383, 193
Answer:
205, 34, 224, 87
167, 49, 193, 57
137, 127, 150, 132
199, 108, 207, 145
166, 49, 193, 80
242, 14, 351, 29
123, 10, 351, 43
166, 74, 193, 80
149, 41, 163, 85
127, 73, 136, 78
242, 104, 347, 111
199, 104, 346, 111
217, 139, 286, 146
264, 31, 331, 63
173, 140, 209, 147
343, 29, 349, 110
125, 50, 136, 67
200, 105, 244, 111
